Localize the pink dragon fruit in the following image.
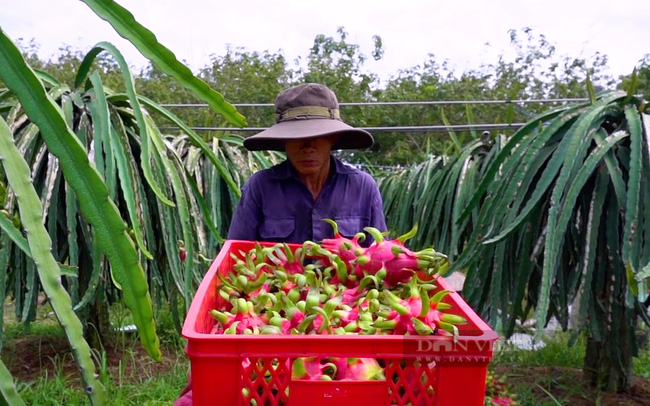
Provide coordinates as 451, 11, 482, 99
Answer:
209, 298, 267, 334
490, 396, 518, 405
354, 226, 441, 287
293, 357, 383, 381
292, 357, 337, 380
341, 358, 385, 380
267, 243, 305, 275
319, 219, 366, 276
337, 285, 365, 306
266, 312, 292, 334
281, 295, 306, 330
373, 285, 466, 337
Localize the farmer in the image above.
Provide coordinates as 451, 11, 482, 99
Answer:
227, 82, 387, 243
174, 82, 387, 406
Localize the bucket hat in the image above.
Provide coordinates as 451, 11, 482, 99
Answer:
243, 83, 374, 151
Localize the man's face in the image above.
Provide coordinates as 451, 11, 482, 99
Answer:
284, 135, 335, 177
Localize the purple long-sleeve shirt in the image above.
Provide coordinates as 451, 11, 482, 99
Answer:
227, 156, 387, 243
174, 157, 386, 406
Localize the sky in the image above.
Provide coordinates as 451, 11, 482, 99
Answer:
1, 0, 649, 84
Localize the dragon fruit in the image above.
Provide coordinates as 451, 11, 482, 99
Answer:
485, 370, 519, 405
341, 358, 385, 380
210, 224, 462, 339
280, 294, 306, 330
372, 283, 467, 337
319, 219, 366, 276
292, 357, 338, 380
209, 298, 267, 334
292, 357, 383, 381
267, 243, 305, 275
354, 226, 449, 287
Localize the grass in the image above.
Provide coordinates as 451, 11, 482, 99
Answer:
490, 330, 650, 406
15, 356, 189, 406
633, 328, 650, 379
490, 333, 586, 405
2, 298, 190, 406
2, 296, 650, 406
492, 332, 586, 368
635, 349, 650, 379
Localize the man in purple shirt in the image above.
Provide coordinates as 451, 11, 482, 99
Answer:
227, 82, 386, 244
174, 83, 386, 406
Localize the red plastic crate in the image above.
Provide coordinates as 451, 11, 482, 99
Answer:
182, 240, 499, 406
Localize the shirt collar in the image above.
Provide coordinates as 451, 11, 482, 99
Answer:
269, 156, 356, 180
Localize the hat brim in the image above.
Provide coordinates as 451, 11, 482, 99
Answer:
243, 118, 374, 151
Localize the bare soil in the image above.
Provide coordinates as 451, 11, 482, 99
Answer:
2, 334, 185, 385
495, 365, 650, 406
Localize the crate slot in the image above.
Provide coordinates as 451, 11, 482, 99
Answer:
386, 359, 436, 406
241, 357, 291, 406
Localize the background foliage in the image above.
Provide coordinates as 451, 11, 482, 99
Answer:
8, 27, 645, 167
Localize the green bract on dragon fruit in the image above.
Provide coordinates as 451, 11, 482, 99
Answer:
209, 219, 464, 339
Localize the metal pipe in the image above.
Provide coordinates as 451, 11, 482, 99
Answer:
159, 123, 528, 133
160, 98, 587, 108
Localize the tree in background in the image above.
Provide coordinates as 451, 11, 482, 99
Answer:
8, 27, 622, 168
364, 27, 616, 165
620, 53, 650, 102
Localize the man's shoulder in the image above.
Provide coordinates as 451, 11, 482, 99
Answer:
248, 161, 289, 183
334, 158, 375, 182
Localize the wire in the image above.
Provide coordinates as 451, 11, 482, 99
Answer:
160, 98, 588, 108
159, 123, 528, 133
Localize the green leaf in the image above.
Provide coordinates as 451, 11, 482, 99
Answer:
0, 234, 10, 352
73, 234, 103, 312
78, 0, 246, 127
182, 165, 224, 245
482, 111, 581, 245
88, 73, 153, 259
0, 116, 105, 405
459, 103, 583, 222
624, 68, 638, 102
59, 264, 79, 277
577, 168, 608, 333
0, 27, 161, 362
536, 130, 628, 338
65, 182, 80, 304
152, 161, 185, 295
637, 262, 650, 282
77, 42, 174, 208
135, 95, 242, 198
0, 358, 26, 406
622, 106, 642, 272
592, 128, 627, 207
146, 116, 195, 308
485, 98, 623, 245
441, 107, 461, 156
586, 72, 597, 104
33, 69, 60, 87
626, 262, 639, 297
0, 211, 30, 256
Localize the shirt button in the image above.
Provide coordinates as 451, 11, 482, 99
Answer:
313, 209, 319, 216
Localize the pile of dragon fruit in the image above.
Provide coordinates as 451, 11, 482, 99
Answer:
209, 220, 468, 339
